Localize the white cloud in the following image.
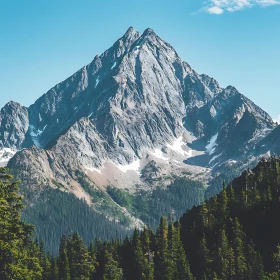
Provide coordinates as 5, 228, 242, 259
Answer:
203, 0, 280, 14
208, 6, 225, 13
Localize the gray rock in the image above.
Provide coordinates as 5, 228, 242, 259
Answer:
0, 101, 30, 149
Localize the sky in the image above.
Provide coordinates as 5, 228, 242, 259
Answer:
0, 0, 279, 119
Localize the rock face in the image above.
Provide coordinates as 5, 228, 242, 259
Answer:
0, 101, 30, 149
0, 27, 278, 227
185, 86, 274, 168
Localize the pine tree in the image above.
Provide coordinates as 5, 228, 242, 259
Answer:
95, 239, 106, 280
154, 217, 173, 280
58, 235, 70, 280
50, 257, 59, 280
228, 183, 235, 205
199, 202, 209, 228
219, 181, 229, 219
39, 242, 51, 280
246, 240, 264, 280
103, 246, 123, 280
140, 227, 153, 265
215, 228, 230, 280
89, 241, 98, 280
170, 223, 193, 280
252, 182, 261, 204
272, 243, 280, 277
232, 218, 247, 280
198, 234, 211, 279
267, 185, 273, 202
130, 229, 153, 280
67, 232, 95, 280
0, 168, 42, 280
227, 247, 236, 280
212, 271, 219, 280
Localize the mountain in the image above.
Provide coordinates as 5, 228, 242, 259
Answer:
0, 27, 278, 251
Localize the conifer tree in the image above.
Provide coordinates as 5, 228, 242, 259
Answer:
67, 232, 95, 280
50, 257, 59, 280
272, 243, 280, 277
89, 241, 98, 280
215, 228, 230, 280
227, 247, 236, 280
40, 242, 51, 280
95, 239, 106, 280
219, 181, 229, 219
170, 223, 193, 280
154, 217, 173, 280
267, 185, 273, 202
198, 233, 211, 279
232, 218, 247, 280
246, 240, 264, 280
228, 183, 235, 205
58, 235, 70, 280
103, 246, 123, 280
212, 271, 219, 280
199, 202, 209, 228
0, 168, 42, 280
131, 229, 153, 280
140, 227, 153, 264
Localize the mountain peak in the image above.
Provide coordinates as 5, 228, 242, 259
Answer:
125, 26, 136, 34
2, 101, 23, 110
123, 26, 138, 39
142, 27, 156, 36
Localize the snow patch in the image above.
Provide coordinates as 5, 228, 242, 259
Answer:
134, 46, 141, 55
42, 125, 47, 133
30, 125, 45, 147
116, 160, 141, 174
152, 149, 169, 161
111, 62, 117, 69
228, 159, 237, 164
209, 153, 222, 164
86, 167, 102, 174
0, 148, 17, 165
210, 106, 217, 118
95, 77, 100, 87
167, 136, 192, 157
206, 133, 218, 155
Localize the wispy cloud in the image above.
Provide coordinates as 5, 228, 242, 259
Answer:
202, 0, 280, 14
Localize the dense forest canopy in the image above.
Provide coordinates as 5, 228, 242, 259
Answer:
2, 157, 280, 279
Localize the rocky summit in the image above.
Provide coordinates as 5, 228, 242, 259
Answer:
0, 27, 278, 242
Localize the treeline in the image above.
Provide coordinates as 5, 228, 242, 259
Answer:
21, 188, 129, 255
21, 170, 205, 255
38, 220, 192, 280
3, 157, 280, 279
107, 177, 205, 229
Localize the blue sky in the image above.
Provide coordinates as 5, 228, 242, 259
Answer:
0, 0, 279, 119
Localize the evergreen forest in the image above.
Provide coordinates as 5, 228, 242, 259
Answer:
2, 157, 280, 279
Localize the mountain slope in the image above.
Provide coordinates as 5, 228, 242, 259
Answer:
0, 27, 279, 251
